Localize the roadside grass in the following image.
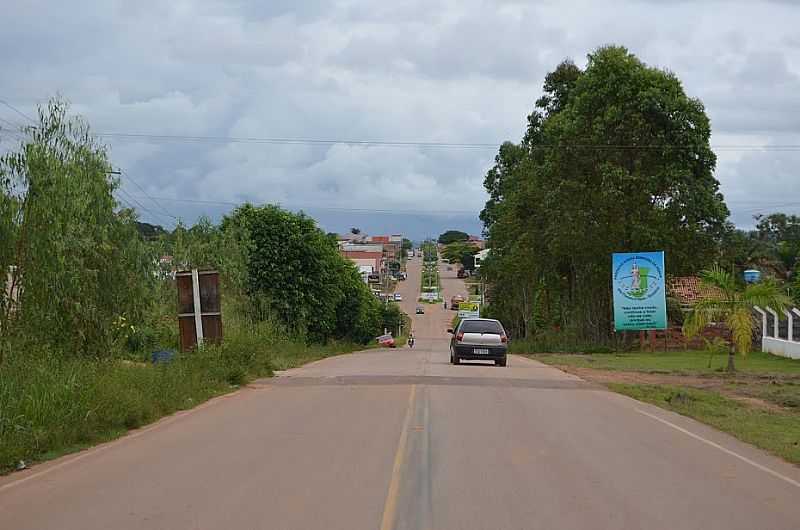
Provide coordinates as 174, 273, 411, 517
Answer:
527, 350, 800, 376
724, 380, 800, 410
524, 348, 800, 464
609, 384, 800, 465
0, 316, 371, 474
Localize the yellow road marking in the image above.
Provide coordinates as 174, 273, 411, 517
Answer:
379, 384, 417, 530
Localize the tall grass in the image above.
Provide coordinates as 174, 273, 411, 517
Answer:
0, 308, 368, 473
508, 329, 615, 354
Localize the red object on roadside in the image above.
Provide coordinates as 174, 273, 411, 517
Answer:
377, 333, 396, 348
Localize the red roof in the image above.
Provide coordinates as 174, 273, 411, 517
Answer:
667, 276, 722, 306
370, 236, 390, 243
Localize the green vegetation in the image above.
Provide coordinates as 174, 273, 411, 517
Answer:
224, 204, 383, 344
0, 315, 368, 473
441, 241, 479, 268
480, 46, 729, 344
720, 213, 800, 301
420, 262, 441, 303
0, 98, 393, 473
401, 238, 412, 259
0, 99, 154, 360
437, 230, 469, 245
530, 347, 800, 464
529, 350, 800, 376
683, 266, 791, 371
421, 239, 438, 263
609, 384, 800, 465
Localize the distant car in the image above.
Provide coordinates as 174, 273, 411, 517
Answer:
416, 306, 425, 314
457, 268, 467, 278
448, 318, 508, 366
394, 293, 403, 301
377, 333, 396, 348
450, 295, 465, 310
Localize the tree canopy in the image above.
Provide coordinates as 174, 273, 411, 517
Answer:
441, 241, 479, 266
0, 99, 155, 357
223, 204, 382, 343
438, 230, 469, 245
481, 46, 730, 341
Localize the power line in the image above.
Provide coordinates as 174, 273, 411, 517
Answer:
117, 188, 178, 227
117, 169, 176, 221
97, 132, 500, 149
0, 100, 37, 125
92, 132, 800, 151
126, 194, 479, 215
0, 116, 25, 130
114, 193, 137, 212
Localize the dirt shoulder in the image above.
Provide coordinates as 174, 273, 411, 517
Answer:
552, 365, 793, 413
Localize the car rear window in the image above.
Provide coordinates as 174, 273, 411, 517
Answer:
460, 320, 503, 334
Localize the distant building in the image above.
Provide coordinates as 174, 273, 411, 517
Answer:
341, 248, 384, 275
337, 233, 368, 247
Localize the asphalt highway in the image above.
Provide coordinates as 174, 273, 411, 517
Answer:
1, 258, 799, 529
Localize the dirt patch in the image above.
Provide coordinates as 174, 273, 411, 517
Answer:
555, 365, 790, 413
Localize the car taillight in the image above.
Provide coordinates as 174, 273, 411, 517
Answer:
456, 332, 464, 341
501, 334, 508, 343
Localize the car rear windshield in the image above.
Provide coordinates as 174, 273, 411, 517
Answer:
460, 320, 503, 334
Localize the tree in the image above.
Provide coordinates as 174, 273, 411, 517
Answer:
401, 238, 412, 259
0, 98, 155, 358
442, 241, 479, 265
437, 230, 469, 245
223, 204, 382, 343
481, 46, 730, 342
683, 265, 791, 372
755, 213, 800, 279
136, 221, 167, 239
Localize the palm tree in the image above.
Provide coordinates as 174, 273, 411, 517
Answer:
683, 265, 792, 372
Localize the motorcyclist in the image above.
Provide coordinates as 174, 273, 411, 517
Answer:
408, 332, 415, 348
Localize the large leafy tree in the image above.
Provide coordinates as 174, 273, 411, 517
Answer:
482, 46, 730, 341
0, 98, 155, 358
437, 230, 469, 245
684, 266, 791, 372
223, 204, 381, 343
755, 213, 800, 279
441, 241, 479, 266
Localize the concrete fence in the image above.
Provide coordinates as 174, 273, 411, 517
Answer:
754, 306, 800, 360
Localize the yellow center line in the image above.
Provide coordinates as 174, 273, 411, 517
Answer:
379, 384, 417, 530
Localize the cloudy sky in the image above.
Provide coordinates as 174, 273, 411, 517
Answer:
1, 0, 798, 240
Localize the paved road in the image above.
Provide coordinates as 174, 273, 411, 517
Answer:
2, 258, 800, 529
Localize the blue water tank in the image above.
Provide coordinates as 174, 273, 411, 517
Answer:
743, 269, 761, 284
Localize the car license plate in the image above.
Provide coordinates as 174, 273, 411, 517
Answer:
473, 348, 489, 355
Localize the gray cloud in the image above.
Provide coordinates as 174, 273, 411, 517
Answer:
0, 0, 798, 239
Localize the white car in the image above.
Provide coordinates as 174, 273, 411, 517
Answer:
394, 293, 403, 301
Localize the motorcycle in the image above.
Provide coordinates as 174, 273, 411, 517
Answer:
408, 336, 415, 348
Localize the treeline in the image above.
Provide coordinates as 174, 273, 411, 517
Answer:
0, 99, 395, 471
0, 100, 391, 359
480, 46, 730, 343
719, 213, 800, 299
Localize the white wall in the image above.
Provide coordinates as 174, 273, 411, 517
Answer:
762, 337, 800, 360
755, 306, 800, 360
